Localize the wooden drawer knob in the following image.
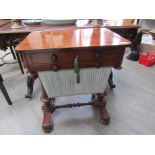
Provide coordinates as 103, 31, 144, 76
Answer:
51, 54, 59, 71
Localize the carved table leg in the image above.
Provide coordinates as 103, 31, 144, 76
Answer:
25, 72, 38, 99
108, 71, 116, 89
40, 81, 55, 133
92, 92, 110, 125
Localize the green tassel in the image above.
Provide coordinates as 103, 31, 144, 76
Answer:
74, 57, 79, 73
74, 56, 80, 83
76, 73, 80, 83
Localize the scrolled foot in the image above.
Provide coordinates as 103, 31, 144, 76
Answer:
42, 125, 53, 133
93, 93, 110, 125
25, 94, 32, 99
109, 84, 116, 89
25, 72, 38, 99
100, 107, 110, 125
41, 96, 55, 133
108, 71, 116, 89
100, 116, 110, 125
42, 112, 53, 133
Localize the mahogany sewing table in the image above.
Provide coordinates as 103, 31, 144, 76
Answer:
15, 27, 131, 132
0, 19, 139, 103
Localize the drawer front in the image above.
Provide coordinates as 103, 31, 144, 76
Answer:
23, 47, 125, 72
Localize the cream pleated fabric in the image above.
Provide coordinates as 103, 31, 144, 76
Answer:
39, 67, 112, 98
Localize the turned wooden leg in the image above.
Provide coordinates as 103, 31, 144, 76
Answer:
25, 72, 38, 99
40, 81, 55, 133
92, 92, 110, 125
108, 71, 116, 89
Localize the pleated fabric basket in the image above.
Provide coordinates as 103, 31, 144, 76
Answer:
39, 67, 112, 98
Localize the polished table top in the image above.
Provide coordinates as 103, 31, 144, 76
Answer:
16, 28, 131, 51
0, 20, 139, 34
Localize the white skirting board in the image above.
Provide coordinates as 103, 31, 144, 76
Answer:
39, 67, 112, 98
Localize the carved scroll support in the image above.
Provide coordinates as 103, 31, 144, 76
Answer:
92, 92, 110, 125
108, 66, 123, 89
40, 81, 55, 133
108, 71, 116, 89
25, 72, 38, 99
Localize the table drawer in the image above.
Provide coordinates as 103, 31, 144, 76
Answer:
23, 47, 125, 72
